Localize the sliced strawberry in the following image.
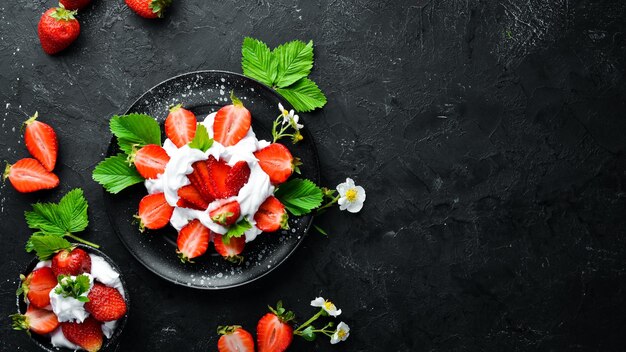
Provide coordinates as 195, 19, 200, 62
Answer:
85, 283, 127, 322
165, 104, 197, 147
20, 267, 57, 309
225, 161, 251, 197
136, 193, 174, 232
256, 302, 295, 352
3, 158, 59, 193
218, 325, 255, 352
213, 92, 251, 147
176, 199, 198, 209
23, 112, 58, 172
206, 155, 231, 199
11, 305, 59, 335
177, 219, 211, 262
254, 196, 289, 233
61, 316, 103, 352
210, 201, 241, 226
189, 160, 215, 203
254, 143, 294, 185
213, 234, 245, 264
133, 144, 169, 179
177, 184, 209, 210
52, 248, 92, 277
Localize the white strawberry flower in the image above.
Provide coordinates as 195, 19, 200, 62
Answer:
278, 103, 303, 130
336, 178, 366, 213
310, 297, 342, 317
330, 322, 350, 344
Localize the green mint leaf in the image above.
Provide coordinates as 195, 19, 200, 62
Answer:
274, 178, 324, 216
28, 235, 72, 261
55, 274, 91, 301
93, 154, 144, 194
276, 78, 327, 112
57, 189, 89, 233
242, 37, 278, 86
273, 40, 314, 88
300, 325, 317, 341
224, 217, 252, 242
110, 113, 162, 155
188, 124, 213, 152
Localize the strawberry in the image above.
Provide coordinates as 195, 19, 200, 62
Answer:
85, 283, 127, 322
210, 201, 241, 226
19, 267, 57, 309
217, 325, 255, 352
3, 158, 59, 193
213, 234, 245, 264
254, 143, 294, 185
213, 92, 251, 147
61, 316, 103, 352
206, 155, 231, 199
188, 160, 215, 203
256, 302, 295, 352
10, 305, 59, 335
51, 248, 92, 277
23, 112, 58, 172
165, 104, 197, 147
133, 144, 170, 179
136, 193, 174, 231
125, 0, 172, 19
37, 5, 80, 55
60, 0, 91, 10
225, 161, 251, 197
254, 196, 289, 233
177, 219, 211, 262
177, 184, 209, 210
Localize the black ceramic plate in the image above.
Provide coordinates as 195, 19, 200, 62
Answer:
16, 244, 129, 352
104, 70, 319, 289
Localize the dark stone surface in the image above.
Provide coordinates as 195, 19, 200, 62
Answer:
1, 0, 625, 351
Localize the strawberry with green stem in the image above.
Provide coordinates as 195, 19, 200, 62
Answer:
125, 0, 172, 19
256, 301, 295, 352
37, 4, 80, 55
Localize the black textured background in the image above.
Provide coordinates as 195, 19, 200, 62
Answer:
1, 0, 626, 351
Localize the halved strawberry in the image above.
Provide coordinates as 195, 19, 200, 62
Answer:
136, 193, 174, 232
85, 283, 127, 322
189, 160, 214, 203
52, 248, 92, 277
225, 161, 250, 197
206, 155, 231, 199
19, 267, 57, 309
254, 196, 289, 233
133, 144, 169, 179
217, 325, 255, 352
11, 305, 59, 335
3, 158, 59, 193
61, 316, 103, 352
177, 219, 211, 262
254, 143, 294, 185
210, 201, 241, 226
213, 234, 245, 264
256, 302, 295, 352
177, 184, 209, 210
213, 92, 251, 147
165, 104, 197, 147
23, 112, 58, 172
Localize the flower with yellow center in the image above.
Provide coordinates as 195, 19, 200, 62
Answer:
310, 297, 342, 317
330, 322, 350, 344
336, 178, 366, 213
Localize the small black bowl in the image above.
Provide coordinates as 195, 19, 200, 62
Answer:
15, 244, 130, 352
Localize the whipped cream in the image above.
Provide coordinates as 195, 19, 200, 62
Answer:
49, 274, 94, 323
145, 112, 274, 242
50, 327, 80, 350
89, 254, 125, 298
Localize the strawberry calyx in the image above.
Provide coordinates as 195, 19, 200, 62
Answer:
217, 325, 242, 335
230, 90, 243, 108
133, 214, 147, 233
211, 212, 234, 226
3, 161, 12, 182
280, 213, 290, 230
149, 0, 173, 18
268, 301, 295, 324
16, 274, 30, 298
22, 111, 39, 130
169, 103, 183, 112
50, 4, 78, 21
10, 313, 31, 333
176, 250, 194, 264
292, 157, 302, 174
225, 254, 244, 265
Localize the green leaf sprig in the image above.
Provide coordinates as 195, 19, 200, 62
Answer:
188, 124, 213, 152
242, 37, 327, 112
224, 217, 252, 242
54, 274, 91, 303
274, 178, 323, 216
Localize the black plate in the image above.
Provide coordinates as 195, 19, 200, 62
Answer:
104, 70, 320, 289
16, 244, 130, 352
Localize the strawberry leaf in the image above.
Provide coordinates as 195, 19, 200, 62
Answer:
110, 114, 162, 155
25, 189, 89, 236
93, 154, 144, 194
273, 40, 314, 88
55, 274, 91, 301
276, 78, 326, 113
242, 37, 278, 87
188, 124, 213, 152
274, 178, 323, 216
224, 217, 252, 242
28, 234, 72, 261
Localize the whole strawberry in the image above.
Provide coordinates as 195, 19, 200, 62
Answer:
37, 5, 80, 55
125, 0, 172, 19
85, 283, 127, 322
60, 0, 91, 10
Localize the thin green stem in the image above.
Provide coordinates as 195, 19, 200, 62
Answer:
294, 309, 324, 333
317, 195, 340, 212
65, 233, 100, 248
